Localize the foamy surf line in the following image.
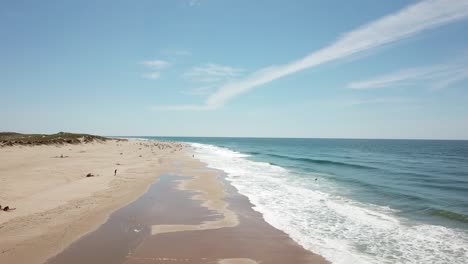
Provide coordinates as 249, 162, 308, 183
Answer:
189, 143, 468, 264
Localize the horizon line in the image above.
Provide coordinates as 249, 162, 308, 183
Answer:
115, 135, 468, 141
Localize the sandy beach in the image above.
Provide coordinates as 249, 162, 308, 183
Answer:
0, 138, 328, 264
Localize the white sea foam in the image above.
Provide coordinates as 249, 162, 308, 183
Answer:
190, 143, 468, 264
131, 137, 150, 141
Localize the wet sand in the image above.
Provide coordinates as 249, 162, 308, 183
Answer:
46, 158, 329, 264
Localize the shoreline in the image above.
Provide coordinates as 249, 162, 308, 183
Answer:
0, 138, 328, 264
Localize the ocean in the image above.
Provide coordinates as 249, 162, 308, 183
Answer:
137, 137, 468, 264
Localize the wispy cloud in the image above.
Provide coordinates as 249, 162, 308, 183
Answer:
143, 72, 161, 80
345, 97, 416, 106
180, 63, 244, 96
154, 0, 468, 110
348, 61, 468, 90
161, 49, 191, 57
150, 104, 215, 111
348, 66, 440, 89
432, 68, 468, 90
141, 60, 170, 80
142, 60, 170, 69
184, 63, 245, 83
188, 0, 201, 7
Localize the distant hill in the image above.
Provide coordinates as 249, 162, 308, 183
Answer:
0, 132, 112, 146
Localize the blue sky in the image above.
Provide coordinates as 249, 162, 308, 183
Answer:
2, 0, 468, 139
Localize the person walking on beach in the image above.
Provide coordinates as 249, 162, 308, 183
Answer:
114, 169, 117, 176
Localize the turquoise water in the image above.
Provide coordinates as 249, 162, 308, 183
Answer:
135, 137, 468, 263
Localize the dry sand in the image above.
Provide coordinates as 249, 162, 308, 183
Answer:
0, 139, 184, 264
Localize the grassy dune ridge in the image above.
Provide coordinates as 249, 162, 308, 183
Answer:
0, 132, 114, 146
